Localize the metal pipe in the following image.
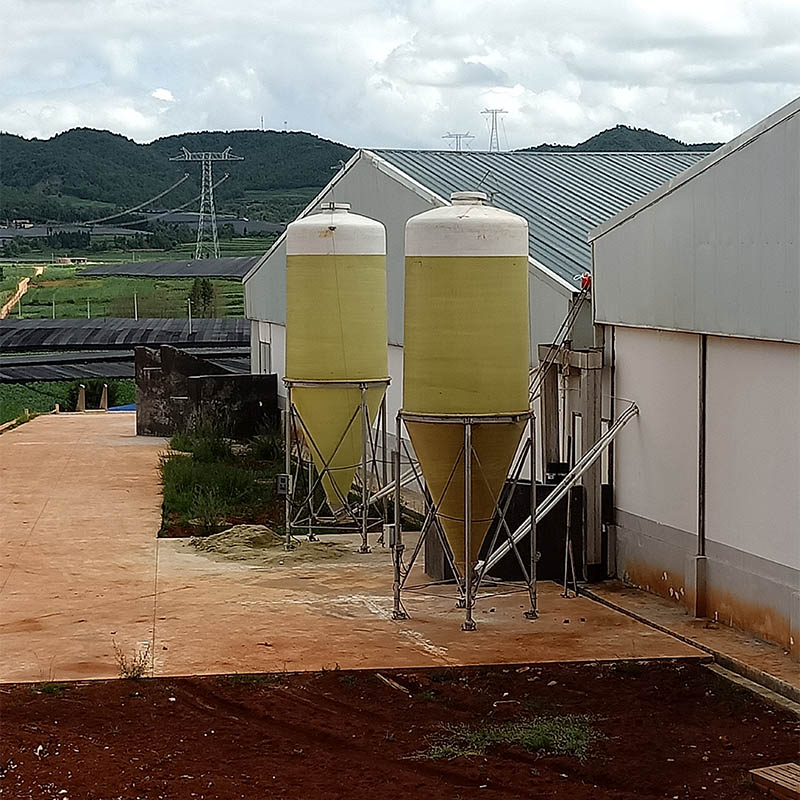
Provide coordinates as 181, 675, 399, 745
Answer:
698, 335, 707, 557
526, 411, 538, 618
381, 398, 388, 489
359, 385, 370, 553
284, 387, 293, 551
483, 401, 638, 574
462, 423, 476, 631
562, 486, 573, 597
392, 412, 406, 619
356, 468, 417, 507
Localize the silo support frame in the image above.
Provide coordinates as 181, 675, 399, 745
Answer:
284, 378, 391, 553
391, 410, 537, 631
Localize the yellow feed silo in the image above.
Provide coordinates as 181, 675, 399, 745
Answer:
285, 203, 388, 512
403, 191, 530, 577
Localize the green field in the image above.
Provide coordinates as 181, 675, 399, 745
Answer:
8, 267, 244, 319
0, 235, 277, 318
0, 379, 136, 424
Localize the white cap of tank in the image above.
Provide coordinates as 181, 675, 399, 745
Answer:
287, 203, 386, 256
405, 191, 528, 258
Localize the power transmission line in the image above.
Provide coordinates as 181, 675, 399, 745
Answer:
112, 174, 231, 229
481, 108, 507, 151
81, 173, 191, 225
169, 147, 244, 259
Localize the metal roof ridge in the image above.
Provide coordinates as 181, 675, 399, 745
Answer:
371, 149, 711, 157
588, 95, 800, 242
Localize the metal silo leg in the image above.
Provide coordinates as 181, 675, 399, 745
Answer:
462, 422, 477, 632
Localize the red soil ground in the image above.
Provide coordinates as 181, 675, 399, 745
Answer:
1, 660, 797, 799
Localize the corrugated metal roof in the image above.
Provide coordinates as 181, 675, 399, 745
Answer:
371, 150, 709, 286
0, 318, 249, 353
78, 256, 260, 280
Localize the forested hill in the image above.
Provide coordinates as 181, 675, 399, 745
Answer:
523, 124, 722, 152
0, 128, 355, 222
2, 123, 724, 223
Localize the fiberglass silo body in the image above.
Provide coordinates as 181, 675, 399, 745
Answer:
403, 192, 530, 575
285, 203, 387, 510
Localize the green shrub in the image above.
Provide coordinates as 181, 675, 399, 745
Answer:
247, 424, 284, 462
193, 486, 227, 533
159, 452, 273, 527
168, 415, 234, 463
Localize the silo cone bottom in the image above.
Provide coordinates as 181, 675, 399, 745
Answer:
292, 386, 385, 512
406, 419, 525, 576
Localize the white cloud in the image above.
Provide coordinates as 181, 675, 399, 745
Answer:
151, 88, 175, 103
0, 0, 797, 149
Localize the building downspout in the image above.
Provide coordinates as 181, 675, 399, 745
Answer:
694, 334, 708, 617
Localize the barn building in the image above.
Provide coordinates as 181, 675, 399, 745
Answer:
590, 96, 800, 657
243, 148, 708, 430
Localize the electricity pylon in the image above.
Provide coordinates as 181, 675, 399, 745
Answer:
442, 132, 474, 151
169, 147, 244, 259
481, 108, 507, 152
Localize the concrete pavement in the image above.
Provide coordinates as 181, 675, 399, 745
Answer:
1, 412, 703, 683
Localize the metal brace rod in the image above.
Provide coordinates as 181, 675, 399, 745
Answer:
481, 401, 639, 574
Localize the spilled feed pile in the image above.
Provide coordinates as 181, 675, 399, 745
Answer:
190, 524, 351, 566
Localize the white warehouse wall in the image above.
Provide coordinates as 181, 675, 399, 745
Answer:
611, 324, 800, 654
614, 327, 699, 537
705, 336, 800, 571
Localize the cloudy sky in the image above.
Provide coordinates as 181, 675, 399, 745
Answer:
2, 0, 798, 149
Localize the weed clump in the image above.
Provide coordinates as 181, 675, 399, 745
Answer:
418, 715, 600, 761
112, 641, 152, 680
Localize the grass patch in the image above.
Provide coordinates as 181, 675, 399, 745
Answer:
417, 715, 600, 761
427, 669, 458, 684
169, 422, 234, 463
159, 453, 272, 525
31, 682, 66, 697
160, 417, 284, 535
223, 673, 282, 688
0, 379, 135, 424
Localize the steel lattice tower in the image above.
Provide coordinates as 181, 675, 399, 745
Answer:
481, 108, 507, 152
169, 147, 244, 259
442, 131, 474, 151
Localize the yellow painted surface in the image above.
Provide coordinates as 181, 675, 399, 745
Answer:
404, 256, 529, 415
286, 253, 387, 507
403, 255, 529, 573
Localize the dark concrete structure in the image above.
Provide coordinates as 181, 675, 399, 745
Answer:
135, 345, 277, 438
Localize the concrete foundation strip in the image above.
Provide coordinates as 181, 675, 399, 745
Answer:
580, 586, 800, 710
704, 664, 800, 719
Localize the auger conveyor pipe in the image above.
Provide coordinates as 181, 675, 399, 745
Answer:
480, 401, 639, 575
353, 468, 418, 510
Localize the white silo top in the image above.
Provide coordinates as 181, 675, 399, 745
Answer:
286, 204, 385, 256
405, 192, 528, 257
